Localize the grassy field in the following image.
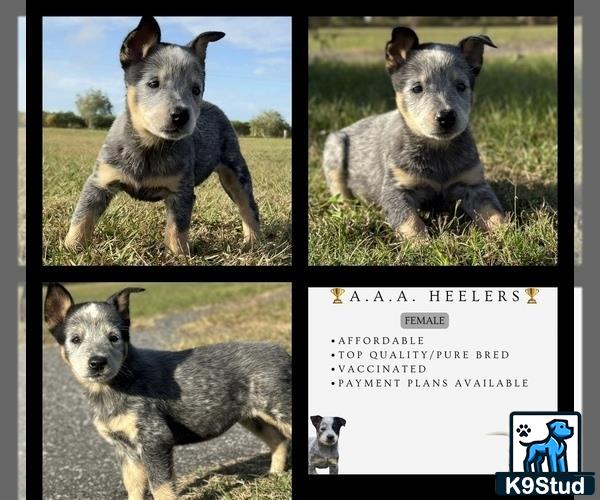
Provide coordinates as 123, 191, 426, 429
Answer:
43, 282, 290, 339
43, 129, 291, 266
309, 25, 557, 266
310, 25, 557, 60
43, 282, 292, 498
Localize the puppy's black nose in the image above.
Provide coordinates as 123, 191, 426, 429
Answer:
171, 108, 189, 127
435, 109, 456, 130
326, 434, 335, 441
88, 356, 107, 371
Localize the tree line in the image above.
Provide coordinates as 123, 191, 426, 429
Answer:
41, 89, 291, 138
309, 16, 557, 28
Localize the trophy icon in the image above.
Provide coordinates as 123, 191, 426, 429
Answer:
330, 287, 345, 304
525, 287, 539, 304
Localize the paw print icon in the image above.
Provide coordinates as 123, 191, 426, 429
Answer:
516, 424, 531, 438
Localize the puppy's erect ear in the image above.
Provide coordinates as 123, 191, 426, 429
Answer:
120, 16, 161, 69
189, 31, 225, 64
334, 417, 347, 428
385, 27, 419, 73
44, 283, 74, 334
458, 35, 497, 77
310, 415, 323, 429
107, 287, 145, 327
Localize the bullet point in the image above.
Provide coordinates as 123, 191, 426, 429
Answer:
331, 382, 335, 385
331, 339, 335, 343
331, 368, 335, 371
331, 353, 335, 357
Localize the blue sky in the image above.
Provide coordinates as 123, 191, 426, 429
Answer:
41, 17, 291, 123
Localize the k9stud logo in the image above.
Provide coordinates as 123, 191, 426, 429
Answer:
495, 412, 595, 495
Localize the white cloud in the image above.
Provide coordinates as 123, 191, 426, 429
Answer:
257, 56, 290, 66
68, 22, 107, 45
45, 16, 291, 53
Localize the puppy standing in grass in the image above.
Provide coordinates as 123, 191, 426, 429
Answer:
65, 16, 260, 255
323, 27, 505, 240
44, 284, 291, 500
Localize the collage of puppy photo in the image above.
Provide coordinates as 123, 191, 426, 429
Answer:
28, 11, 568, 500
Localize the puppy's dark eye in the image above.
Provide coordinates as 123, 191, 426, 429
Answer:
456, 82, 467, 92
71, 336, 81, 345
411, 84, 423, 94
192, 86, 201, 96
109, 334, 119, 343
147, 80, 159, 89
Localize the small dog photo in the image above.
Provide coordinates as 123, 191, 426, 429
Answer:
309, 17, 558, 266
42, 282, 292, 499
42, 16, 291, 266
308, 415, 347, 475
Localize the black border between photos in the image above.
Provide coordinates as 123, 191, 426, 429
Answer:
26, 4, 574, 499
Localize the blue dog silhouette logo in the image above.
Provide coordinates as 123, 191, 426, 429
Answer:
495, 411, 596, 495
520, 419, 573, 473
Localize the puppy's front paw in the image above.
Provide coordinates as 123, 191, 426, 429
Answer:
164, 225, 191, 256
396, 214, 429, 241
64, 221, 93, 250
473, 205, 506, 232
242, 222, 261, 249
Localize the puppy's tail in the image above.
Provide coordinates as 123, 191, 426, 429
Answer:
322, 132, 352, 199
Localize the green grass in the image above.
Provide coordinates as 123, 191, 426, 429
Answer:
42, 129, 291, 266
47, 282, 288, 332
309, 28, 557, 266
310, 25, 557, 60
179, 456, 291, 500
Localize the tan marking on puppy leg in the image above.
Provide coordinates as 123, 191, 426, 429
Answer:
444, 164, 485, 188
397, 211, 428, 240
127, 87, 161, 148
216, 165, 260, 246
152, 482, 177, 500
122, 458, 148, 500
95, 413, 139, 442
164, 219, 190, 256
391, 167, 441, 192
94, 418, 112, 442
240, 419, 289, 473
325, 169, 353, 199
271, 440, 289, 473
473, 203, 505, 232
250, 410, 292, 439
95, 163, 123, 188
108, 413, 139, 441
64, 215, 96, 250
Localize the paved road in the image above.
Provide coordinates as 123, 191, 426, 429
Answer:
42, 307, 269, 500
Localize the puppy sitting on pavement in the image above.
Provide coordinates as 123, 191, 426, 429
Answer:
308, 415, 346, 474
44, 283, 291, 500
322, 27, 505, 240
65, 16, 260, 255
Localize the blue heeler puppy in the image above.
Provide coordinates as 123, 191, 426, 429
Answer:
322, 27, 505, 240
308, 415, 346, 474
44, 284, 291, 500
65, 16, 260, 255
